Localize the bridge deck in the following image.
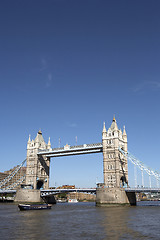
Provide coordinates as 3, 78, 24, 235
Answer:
1, 188, 160, 195
41, 188, 96, 196
125, 188, 160, 193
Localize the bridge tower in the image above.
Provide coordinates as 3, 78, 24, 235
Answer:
96, 117, 136, 205
26, 130, 51, 190
15, 130, 54, 203
102, 117, 128, 188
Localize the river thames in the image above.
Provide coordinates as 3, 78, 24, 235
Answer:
0, 201, 160, 240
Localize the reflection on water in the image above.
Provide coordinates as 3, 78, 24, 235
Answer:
99, 206, 146, 240
1, 202, 160, 240
0, 203, 105, 240
99, 201, 160, 240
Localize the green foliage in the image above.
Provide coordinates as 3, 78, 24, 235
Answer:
57, 193, 67, 199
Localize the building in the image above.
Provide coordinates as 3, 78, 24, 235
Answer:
67, 192, 96, 201
56, 185, 75, 189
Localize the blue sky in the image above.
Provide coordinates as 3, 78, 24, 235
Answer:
0, 0, 160, 188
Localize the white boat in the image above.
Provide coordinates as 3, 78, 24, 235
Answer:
57, 199, 67, 203
68, 199, 78, 203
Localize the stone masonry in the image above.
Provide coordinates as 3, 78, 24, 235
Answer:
26, 130, 51, 190
102, 116, 128, 188
96, 117, 136, 205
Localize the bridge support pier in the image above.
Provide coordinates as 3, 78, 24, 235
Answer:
14, 189, 57, 204
14, 189, 43, 203
96, 187, 136, 206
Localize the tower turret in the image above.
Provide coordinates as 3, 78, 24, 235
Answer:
102, 122, 107, 139
27, 134, 31, 149
47, 137, 51, 150
122, 125, 127, 152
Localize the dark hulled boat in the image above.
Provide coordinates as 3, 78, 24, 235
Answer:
18, 204, 52, 211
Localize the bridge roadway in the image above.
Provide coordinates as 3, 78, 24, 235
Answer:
1, 188, 160, 196
125, 188, 160, 193
37, 143, 103, 157
41, 188, 96, 196
0, 188, 96, 197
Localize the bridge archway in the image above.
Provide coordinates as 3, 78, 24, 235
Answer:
120, 176, 127, 187
37, 180, 44, 190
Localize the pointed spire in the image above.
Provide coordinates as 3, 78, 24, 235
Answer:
111, 115, 118, 131
48, 137, 51, 148
27, 134, 31, 149
103, 122, 107, 133
28, 134, 31, 143
123, 125, 127, 136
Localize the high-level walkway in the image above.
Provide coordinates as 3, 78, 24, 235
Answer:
38, 143, 103, 157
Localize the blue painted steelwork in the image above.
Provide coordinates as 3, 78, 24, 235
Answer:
41, 188, 96, 197
0, 159, 26, 189
2, 187, 160, 196
0, 189, 16, 194
38, 143, 103, 157
5, 175, 26, 190
125, 188, 160, 193
0, 188, 96, 196
119, 148, 160, 185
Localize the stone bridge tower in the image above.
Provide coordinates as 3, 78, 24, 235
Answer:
102, 117, 128, 188
25, 130, 51, 190
96, 117, 136, 205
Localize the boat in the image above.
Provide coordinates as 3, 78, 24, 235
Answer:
57, 199, 67, 203
18, 203, 52, 211
68, 199, 78, 203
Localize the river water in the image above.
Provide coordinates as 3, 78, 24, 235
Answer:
0, 201, 160, 240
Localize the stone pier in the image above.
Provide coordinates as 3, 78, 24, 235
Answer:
14, 189, 42, 203
96, 187, 136, 206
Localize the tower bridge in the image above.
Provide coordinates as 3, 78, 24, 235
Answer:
0, 116, 160, 205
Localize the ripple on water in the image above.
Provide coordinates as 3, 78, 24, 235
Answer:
0, 202, 160, 240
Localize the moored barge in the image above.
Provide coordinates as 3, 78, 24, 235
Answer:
18, 204, 52, 211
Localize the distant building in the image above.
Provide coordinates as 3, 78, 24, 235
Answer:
57, 185, 75, 189
67, 192, 96, 201
0, 172, 8, 182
